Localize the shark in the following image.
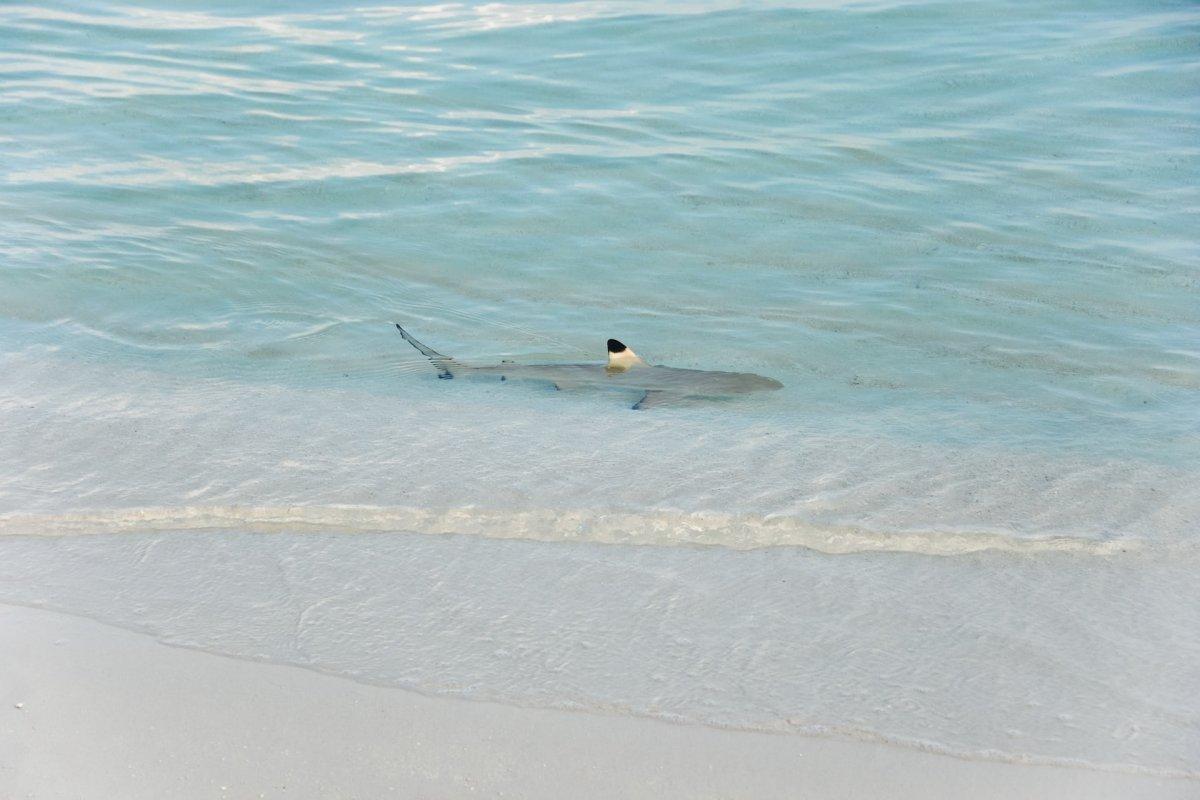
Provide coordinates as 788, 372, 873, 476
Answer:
395, 324, 783, 409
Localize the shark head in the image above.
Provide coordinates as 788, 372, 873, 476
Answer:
607, 338, 645, 371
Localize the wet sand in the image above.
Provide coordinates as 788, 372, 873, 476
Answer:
1, 603, 1190, 800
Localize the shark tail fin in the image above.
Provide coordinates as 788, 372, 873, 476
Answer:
395, 324, 458, 379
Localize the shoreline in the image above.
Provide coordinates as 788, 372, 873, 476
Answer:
2, 603, 1192, 799
4, 600, 1194, 784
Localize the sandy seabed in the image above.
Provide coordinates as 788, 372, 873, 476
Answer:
0, 604, 1191, 800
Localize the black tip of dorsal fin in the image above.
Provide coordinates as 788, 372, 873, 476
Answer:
608, 339, 626, 353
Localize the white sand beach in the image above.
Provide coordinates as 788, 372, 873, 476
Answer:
1, 604, 1191, 800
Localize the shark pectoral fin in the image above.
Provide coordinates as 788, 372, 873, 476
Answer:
632, 390, 680, 410
552, 381, 580, 391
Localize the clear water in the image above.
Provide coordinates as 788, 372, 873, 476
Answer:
1, 0, 1198, 777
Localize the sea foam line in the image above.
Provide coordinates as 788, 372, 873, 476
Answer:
0, 505, 1148, 556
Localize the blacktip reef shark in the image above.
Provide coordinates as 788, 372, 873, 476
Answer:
395, 324, 783, 409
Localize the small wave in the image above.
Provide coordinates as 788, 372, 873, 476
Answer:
4, 141, 738, 188
0, 505, 1150, 556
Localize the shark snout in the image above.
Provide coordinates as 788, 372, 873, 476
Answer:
725, 373, 783, 394
744, 374, 783, 392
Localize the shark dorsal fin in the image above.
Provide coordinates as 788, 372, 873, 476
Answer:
607, 338, 644, 370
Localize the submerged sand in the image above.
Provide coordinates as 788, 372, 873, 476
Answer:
1, 604, 1190, 800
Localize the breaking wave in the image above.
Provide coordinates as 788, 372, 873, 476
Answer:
0, 504, 1153, 556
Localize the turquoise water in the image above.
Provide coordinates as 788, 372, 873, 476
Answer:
2, 0, 1199, 777
3, 0, 1198, 462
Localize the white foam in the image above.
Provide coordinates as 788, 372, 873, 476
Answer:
0, 504, 1151, 556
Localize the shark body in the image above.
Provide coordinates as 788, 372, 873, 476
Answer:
395, 324, 782, 409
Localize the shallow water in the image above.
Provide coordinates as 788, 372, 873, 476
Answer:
1, 0, 1198, 777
